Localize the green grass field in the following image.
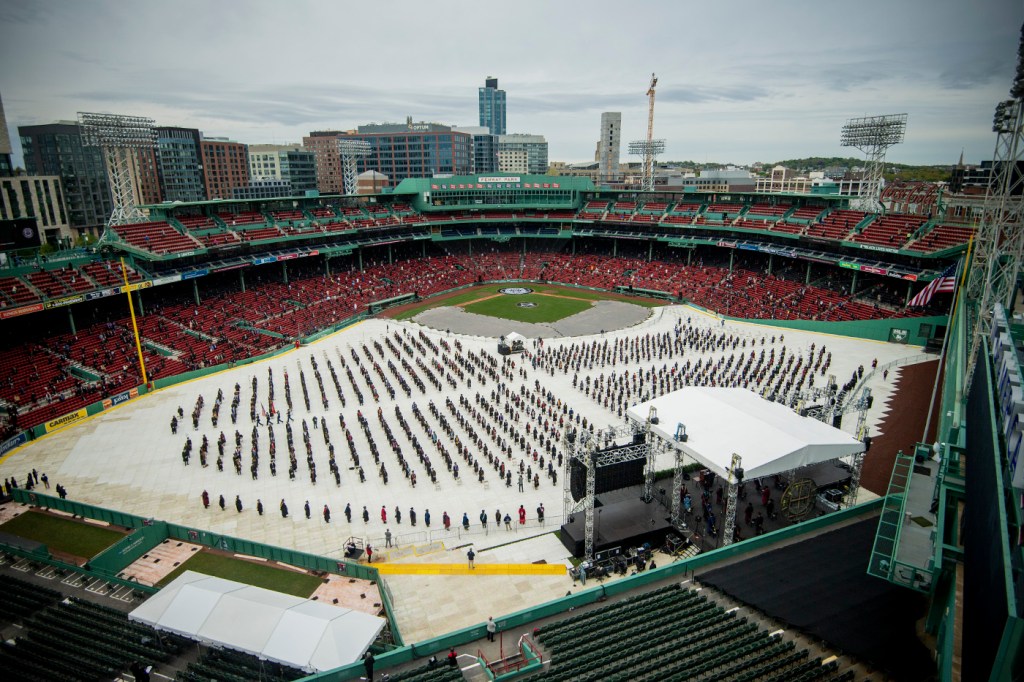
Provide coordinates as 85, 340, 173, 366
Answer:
464, 293, 591, 323
156, 550, 324, 597
0, 511, 124, 558
392, 283, 665, 320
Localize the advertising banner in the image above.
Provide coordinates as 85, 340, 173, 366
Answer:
0, 433, 27, 456
45, 408, 88, 433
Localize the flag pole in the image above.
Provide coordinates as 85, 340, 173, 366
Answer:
920, 239, 972, 445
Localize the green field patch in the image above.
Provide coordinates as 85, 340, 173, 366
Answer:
0, 511, 125, 558
156, 550, 323, 597
392, 283, 666, 320
463, 293, 591, 323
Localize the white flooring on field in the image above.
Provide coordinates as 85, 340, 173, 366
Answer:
0, 302, 930, 642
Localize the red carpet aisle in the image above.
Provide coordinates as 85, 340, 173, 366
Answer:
861, 360, 938, 495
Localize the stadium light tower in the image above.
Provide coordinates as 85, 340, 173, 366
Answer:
78, 112, 156, 229
840, 113, 907, 212
628, 73, 666, 192
337, 138, 372, 195
964, 24, 1024, 392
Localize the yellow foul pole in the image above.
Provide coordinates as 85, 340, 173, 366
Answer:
121, 258, 148, 385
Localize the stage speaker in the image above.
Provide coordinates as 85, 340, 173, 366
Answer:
832, 414, 843, 429
595, 458, 645, 494
570, 459, 587, 502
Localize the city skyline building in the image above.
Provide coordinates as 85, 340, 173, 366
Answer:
232, 178, 293, 200
0, 175, 69, 244
598, 112, 622, 185
154, 126, 206, 203
478, 77, 507, 136
303, 131, 347, 195
134, 147, 162, 206
351, 120, 474, 185
453, 125, 498, 174
248, 144, 317, 195
0, 92, 13, 177
496, 133, 548, 174
19, 121, 112, 236
200, 137, 250, 201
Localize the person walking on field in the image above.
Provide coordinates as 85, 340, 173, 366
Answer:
486, 616, 497, 642
323, 504, 331, 523
467, 548, 476, 569
201, 490, 210, 509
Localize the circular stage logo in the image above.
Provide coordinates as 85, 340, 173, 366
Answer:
498, 287, 534, 295
517, 302, 538, 308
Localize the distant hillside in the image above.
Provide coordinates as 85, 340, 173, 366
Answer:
659, 157, 952, 182
770, 157, 952, 183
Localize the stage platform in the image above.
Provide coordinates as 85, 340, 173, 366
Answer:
559, 486, 675, 557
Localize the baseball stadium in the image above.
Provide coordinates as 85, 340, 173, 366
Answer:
0, 56, 1021, 682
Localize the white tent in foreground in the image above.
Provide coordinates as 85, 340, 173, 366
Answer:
129, 571, 385, 673
626, 387, 864, 481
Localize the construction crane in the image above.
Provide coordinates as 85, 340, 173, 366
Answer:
629, 73, 666, 192
643, 71, 659, 173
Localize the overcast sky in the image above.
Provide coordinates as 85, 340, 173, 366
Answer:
1, 0, 1021, 168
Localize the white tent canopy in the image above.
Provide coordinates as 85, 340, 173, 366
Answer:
626, 387, 864, 481
129, 571, 385, 673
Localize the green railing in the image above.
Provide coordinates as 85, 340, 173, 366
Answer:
7, 489, 397, 634
295, 499, 883, 682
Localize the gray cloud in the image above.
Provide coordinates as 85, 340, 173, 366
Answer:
0, 2, 52, 25
3, 0, 1021, 166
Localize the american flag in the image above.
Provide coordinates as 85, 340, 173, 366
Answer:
909, 262, 958, 307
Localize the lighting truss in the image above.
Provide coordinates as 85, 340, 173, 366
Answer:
78, 112, 155, 228
561, 422, 650, 561
628, 139, 666, 192
840, 113, 907, 212
337, 138, 372, 196
964, 99, 1024, 392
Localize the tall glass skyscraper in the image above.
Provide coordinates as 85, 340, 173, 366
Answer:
478, 77, 507, 136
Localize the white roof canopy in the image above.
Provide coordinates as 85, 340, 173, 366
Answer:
129, 571, 385, 673
626, 387, 864, 481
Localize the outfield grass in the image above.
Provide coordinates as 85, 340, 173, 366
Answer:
464, 293, 592, 323
0, 511, 124, 558
156, 550, 324, 597
392, 283, 665, 320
